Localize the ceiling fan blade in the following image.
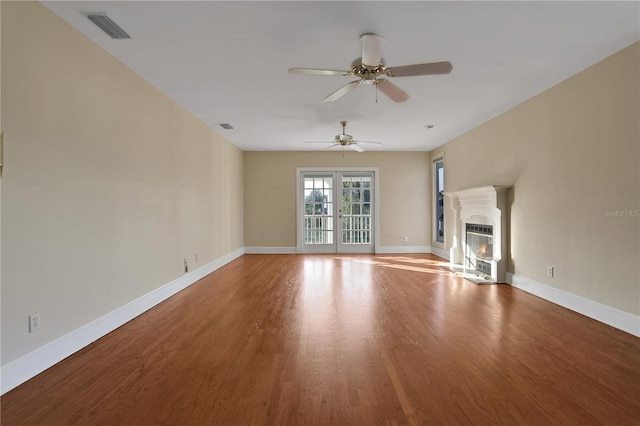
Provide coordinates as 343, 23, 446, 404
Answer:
360, 33, 385, 67
376, 79, 409, 103
353, 140, 384, 146
306, 141, 335, 144
322, 80, 361, 102
349, 143, 365, 152
385, 61, 453, 77
322, 144, 341, 150
289, 68, 350, 76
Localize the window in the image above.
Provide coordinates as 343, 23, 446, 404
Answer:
341, 176, 372, 244
434, 159, 444, 243
303, 176, 334, 245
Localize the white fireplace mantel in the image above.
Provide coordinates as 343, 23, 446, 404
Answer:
445, 185, 511, 283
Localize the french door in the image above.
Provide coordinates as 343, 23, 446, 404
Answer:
298, 169, 376, 254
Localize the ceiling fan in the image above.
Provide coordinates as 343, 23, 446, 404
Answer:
306, 121, 383, 152
289, 33, 452, 103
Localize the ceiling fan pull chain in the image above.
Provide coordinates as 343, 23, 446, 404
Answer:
375, 84, 378, 103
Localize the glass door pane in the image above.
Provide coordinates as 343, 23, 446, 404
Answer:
337, 173, 373, 253
302, 174, 336, 253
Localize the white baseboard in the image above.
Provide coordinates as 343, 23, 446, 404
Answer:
245, 246, 437, 255
376, 245, 431, 254
506, 273, 639, 337
244, 246, 296, 254
430, 246, 450, 260
244, 246, 435, 255
0, 247, 245, 395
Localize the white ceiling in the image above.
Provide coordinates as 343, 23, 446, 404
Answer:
43, 1, 639, 152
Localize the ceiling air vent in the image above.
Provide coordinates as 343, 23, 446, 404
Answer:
219, 123, 234, 130
85, 13, 131, 40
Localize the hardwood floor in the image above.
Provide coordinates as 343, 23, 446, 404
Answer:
2, 254, 639, 425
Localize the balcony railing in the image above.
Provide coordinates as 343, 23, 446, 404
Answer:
304, 216, 333, 244
303, 215, 371, 244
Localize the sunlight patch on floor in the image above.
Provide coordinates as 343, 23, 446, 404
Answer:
332, 255, 453, 275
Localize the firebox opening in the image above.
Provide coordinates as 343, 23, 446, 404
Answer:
465, 223, 493, 276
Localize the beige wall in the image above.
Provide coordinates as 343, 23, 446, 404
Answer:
244, 151, 431, 249
432, 42, 639, 315
1, 2, 243, 364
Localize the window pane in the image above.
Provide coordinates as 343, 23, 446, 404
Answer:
434, 160, 445, 243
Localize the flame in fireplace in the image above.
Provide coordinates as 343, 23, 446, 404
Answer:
476, 244, 487, 257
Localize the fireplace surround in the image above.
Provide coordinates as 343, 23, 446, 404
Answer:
445, 186, 511, 283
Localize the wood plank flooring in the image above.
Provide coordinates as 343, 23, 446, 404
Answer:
2, 254, 639, 425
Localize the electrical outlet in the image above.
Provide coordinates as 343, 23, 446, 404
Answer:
403, 236, 408, 242
547, 266, 554, 277
29, 312, 40, 333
